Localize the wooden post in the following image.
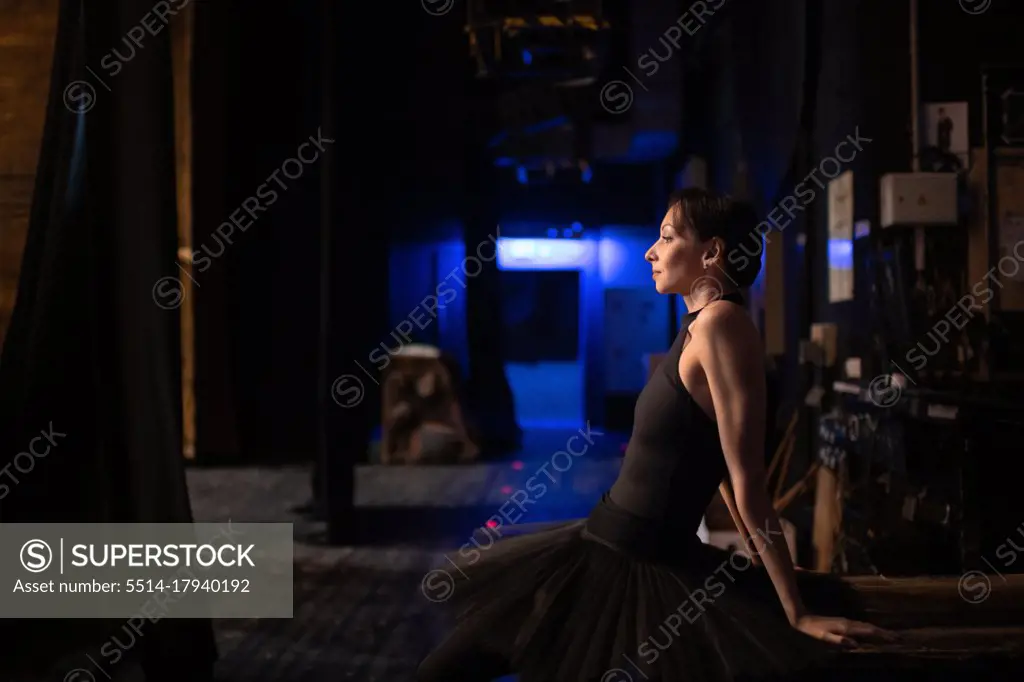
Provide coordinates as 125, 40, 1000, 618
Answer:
171, 2, 195, 459
764, 221, 785, 355
812, 464, 843, 571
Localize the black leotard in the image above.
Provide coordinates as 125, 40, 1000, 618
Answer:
608, 292, 742, 530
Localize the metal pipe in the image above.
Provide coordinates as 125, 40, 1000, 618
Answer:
910, 0, 925, 271
909, 0, 919, 173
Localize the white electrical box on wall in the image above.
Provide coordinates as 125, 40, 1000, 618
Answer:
879, 173, 958, 228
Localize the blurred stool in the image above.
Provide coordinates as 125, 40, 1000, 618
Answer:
381, 344, 479, 464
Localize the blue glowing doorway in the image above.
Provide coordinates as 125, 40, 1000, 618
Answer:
500, 269, 583, 428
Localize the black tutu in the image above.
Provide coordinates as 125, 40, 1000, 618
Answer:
424, 494, 857, 682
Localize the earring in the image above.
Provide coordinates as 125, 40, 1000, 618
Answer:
703, 261, 708, 270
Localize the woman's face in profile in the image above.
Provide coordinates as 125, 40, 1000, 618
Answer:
645, 207, 704, 296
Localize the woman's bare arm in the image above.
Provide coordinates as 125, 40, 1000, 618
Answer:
717, 479, 761, 565
696, 306, 897, 646
698, 307, 806, 624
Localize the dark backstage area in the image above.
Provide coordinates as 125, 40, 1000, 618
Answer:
2, 0, 1024, 680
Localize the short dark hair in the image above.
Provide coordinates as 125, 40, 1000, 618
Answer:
667, 187, 762, 288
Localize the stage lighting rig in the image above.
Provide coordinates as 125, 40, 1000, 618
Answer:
466, 0, 611, 81
466, 2, 613, 184
488, 78, 594, 182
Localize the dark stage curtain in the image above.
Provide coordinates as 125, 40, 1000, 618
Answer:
462, 87, 521, 456
191, 0, 241, 463
730, 0, 809, 213
319, 0, 390, 542
462, 161, 522, 454
0, 0, 215, 677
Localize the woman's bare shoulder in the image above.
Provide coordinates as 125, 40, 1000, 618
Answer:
695, 300, 759, 343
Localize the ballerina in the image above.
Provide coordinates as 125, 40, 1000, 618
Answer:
417, 188, 894, 682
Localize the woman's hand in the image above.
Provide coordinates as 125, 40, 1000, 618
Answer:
793, 614, 899, 647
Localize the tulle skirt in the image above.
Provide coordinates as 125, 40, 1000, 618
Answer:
423, 493, 856, 682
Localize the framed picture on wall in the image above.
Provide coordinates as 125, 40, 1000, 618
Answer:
923, 101, 969, 170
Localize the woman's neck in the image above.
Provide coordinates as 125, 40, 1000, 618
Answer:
682, 288, 739, 313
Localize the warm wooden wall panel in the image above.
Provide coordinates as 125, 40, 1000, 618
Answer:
0, 0, 59, 348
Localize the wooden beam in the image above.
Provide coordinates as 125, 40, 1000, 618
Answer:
171, 1, 195, 459
840, 574, 1024, 630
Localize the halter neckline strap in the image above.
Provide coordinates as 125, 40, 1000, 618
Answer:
683, 291, 744, 320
